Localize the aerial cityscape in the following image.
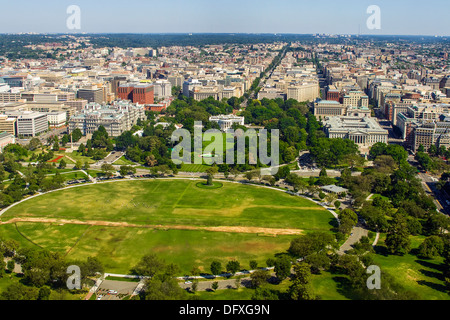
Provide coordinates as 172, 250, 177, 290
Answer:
0, 0, 449, 309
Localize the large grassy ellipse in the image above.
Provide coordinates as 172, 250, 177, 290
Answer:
0, 179, 335, 274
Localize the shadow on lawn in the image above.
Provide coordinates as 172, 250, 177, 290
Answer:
418, 269, 444, 281
328, 218, 339, 229
415, 259, 444, 272
417, 280, 447, 293
373, 245, 389, 257
331, 275, 359, 300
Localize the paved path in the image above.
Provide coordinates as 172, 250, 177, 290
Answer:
337, 226, 369, 255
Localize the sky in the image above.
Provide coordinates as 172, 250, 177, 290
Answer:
0, 0, 448, 36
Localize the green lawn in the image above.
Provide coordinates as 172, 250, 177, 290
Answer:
195, 288, 254, 300
113, 156, 136, 166
0, 179, 334, 275
2, 180, 333, 230
372, 234, 449, 300
54, 151, 97, 164
0, 219, 299, 275
180, 164, 210, 172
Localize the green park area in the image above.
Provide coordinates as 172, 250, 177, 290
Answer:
0, 179, 334, 275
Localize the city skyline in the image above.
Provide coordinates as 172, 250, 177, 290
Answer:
0, 0, 449, 36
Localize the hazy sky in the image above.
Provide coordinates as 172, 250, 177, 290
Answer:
0, 0, 448, 36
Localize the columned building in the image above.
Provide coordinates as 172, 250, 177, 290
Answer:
323, 116, 388, 149
314, 100, 346, 117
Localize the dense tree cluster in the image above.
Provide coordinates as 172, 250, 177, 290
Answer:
0, 239, 103, 300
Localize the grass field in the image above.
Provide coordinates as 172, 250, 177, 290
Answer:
113, 156, 136, 166
180, 164, 210, 172
0, 179, 334, 275
371, 234, 449, 300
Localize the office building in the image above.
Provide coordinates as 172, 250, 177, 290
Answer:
0, 132, 15, 153
0, 115, 17, 136
322, 116, 388, 149
77, 87, 104, 104
117, 83, 154, 105
4, 111, 48, 137
314, 100, 346, 117
287, 83, 320, 102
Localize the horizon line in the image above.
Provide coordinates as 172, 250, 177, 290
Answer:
1, 32, 448, 37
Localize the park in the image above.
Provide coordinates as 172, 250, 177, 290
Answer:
0, 179, 335, 275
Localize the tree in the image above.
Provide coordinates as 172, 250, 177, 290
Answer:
245, 171, 256, 182
226, 260, 240, 275
6, 260, 15, 273
249, 260, 258, 270
252, 287, 279, 300
27, 138, 41, 151
250, 269, 270, 288
132, 254, 166, 278
38, 286, 51, 300
211, 281, 219, 291
80, 257, 104, 279
235, 276, 243, 290
83, 161, 90, 170
210, 261, 222, 277
145, 154, 158, 167
74, 160, 83, 170
191, 280, 199, 293
334, 200, 341, 209
289, 262, 316, 300
425, 213, 450, 235
144, 277, 187, 300
58, 159, 66, 169
230, 167, 240, 180
71, 128, 83, 142
61, 134, 70, 147
304, 253, 330, 274
206, 174, 213, 186
385, 212, 411, 255
338, 209, 358, 235
120, 165, 136, 176
288, 232, 337, 258
0, 283, 39, 300
262, 175, 276, 186
266, 258, 275, 268
274, 256, 291, 280
325, 192, 338, 205
101, 163, 115, 177
418, 236, 445, 259
52, 141, 60, 152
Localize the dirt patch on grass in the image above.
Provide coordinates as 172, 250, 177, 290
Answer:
1, 217, 303, 236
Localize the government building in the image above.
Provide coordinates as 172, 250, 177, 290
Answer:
322, 116, 388, 153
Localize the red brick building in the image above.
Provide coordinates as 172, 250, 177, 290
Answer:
117, 84, 154, 104
326, 89, 340, 102
144, 97, 174, 112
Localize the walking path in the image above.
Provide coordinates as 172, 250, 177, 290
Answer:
337, 226, 368, 255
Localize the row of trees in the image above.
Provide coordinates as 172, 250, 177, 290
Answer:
0, 239, 103, 300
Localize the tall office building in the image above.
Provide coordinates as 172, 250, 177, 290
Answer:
287, 83, 320, 102
77, 87, 104, 104
117, 83, 154, 104
4, 111, 48, 137
0, 115, 17, 136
